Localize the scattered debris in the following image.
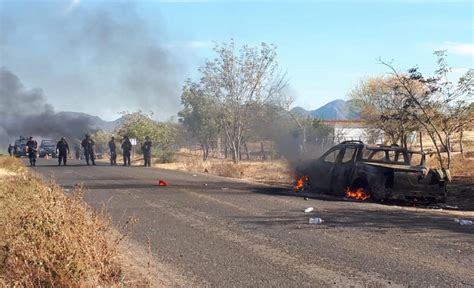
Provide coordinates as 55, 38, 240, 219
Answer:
64, 189, 70, 192
454, 218, 473, 226
304, 197, 309, 201
221, 187, 229, 191
304, 207, 314, 213
193, 174, 197, 177
158, 180, 168, 186
441, 204, 459, 210
204, 168, 209, 173
309, 217, 324, 224
203, 183, 208, 186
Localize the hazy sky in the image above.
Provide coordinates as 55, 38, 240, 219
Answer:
1, 0, 472, 121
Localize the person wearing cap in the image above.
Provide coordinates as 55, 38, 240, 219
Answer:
109, 136, 117, 165
121, 135, 132, 166
56, 137, 70, 166
25, 136, 38, 166
141, 136, 153, 167
81, 134, 96, 165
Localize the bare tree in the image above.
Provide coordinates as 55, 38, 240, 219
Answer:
350, 76, 419, 148
379, 51, 473, 169
195, 41, 288, 163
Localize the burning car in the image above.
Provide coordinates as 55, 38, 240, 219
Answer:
296, 140, 449, 203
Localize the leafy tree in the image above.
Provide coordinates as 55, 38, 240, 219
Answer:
116, 111, 176, 157
178, 81, 221, 160
379, 51, 473, 169
90, 130, 113, 154
186, 41, 288, 163
350, 76, 420, 147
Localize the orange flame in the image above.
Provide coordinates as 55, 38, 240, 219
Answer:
294, 176, 309, 191
345, 187, 370, 200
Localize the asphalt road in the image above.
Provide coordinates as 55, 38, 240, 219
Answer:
31, 158, 473, 287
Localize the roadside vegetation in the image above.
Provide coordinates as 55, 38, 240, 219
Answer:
0, 156, 124, 286
87, 43, 472, 189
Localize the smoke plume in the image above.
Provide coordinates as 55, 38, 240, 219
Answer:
0, 68, 95, 148
0, 1, 183, 120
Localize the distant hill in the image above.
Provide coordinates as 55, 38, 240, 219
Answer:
291, 99, 359, 120
56, 111, 122, 132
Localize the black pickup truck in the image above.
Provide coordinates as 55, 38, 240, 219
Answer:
297, 141, 449, 203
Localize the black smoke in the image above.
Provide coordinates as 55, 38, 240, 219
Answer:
0, 68, 95, 149
0, 1, 183, 120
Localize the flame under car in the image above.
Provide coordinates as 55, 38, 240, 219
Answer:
296, 141, 449, 203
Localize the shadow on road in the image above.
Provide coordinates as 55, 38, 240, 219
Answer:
241, 186, 474, 235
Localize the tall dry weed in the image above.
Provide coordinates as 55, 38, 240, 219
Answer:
0, 172, 122, 286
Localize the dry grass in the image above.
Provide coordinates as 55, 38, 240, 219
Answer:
0, 156, 25, 173
156, 150, 294, 185
425, 151, 474, 178
0, 157, 123, 287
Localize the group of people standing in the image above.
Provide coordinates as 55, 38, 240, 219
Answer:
16, 136, 70, 167
107, 135, 152, 166
7, 135, 153, 167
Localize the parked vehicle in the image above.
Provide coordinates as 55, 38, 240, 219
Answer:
297, 140, 449, 203
39, 139, 57, 158
13, 136, 28, 157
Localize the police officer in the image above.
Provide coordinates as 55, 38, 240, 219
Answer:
141, 136, 152, 167
109, 136, 117, 165
121, 135, 132, 166
81, 134, 96, 165
7, 144, 13, 156
26, 136, 38, 166
56, 137, 70, 166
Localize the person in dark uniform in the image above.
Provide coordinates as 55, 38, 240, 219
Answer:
81, 134, 96, 165
25, 136, 38, 166
109, 136, 117, 165
56, 137, 70, 166
7, 144, 13, 156
141, 136, 152, 167
121, 135, 132, 166
13, 144, 18, 156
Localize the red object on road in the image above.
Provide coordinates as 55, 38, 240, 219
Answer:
158, 180, 168, 186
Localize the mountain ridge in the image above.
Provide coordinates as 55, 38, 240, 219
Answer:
291, 99, 359, 120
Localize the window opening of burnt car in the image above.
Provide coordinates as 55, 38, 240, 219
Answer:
341, 147, 356, 163
388, 150, 406, 163
323, 149, 340, 163
361, 148, 410, 164
362, 149, 385, 160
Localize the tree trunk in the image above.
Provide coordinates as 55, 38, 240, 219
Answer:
217, 137, 222, 159
419, 130, 423, 152
224, 136, 228, 159
427, 131, 445, 168
243, 142, 250, 160
460, 131, 464, 159
260, 142, 267, 161
201, 143, 209, 161
446, 135, 452, 169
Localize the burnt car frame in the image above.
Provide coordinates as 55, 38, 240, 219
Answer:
297, 140, 449, 203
